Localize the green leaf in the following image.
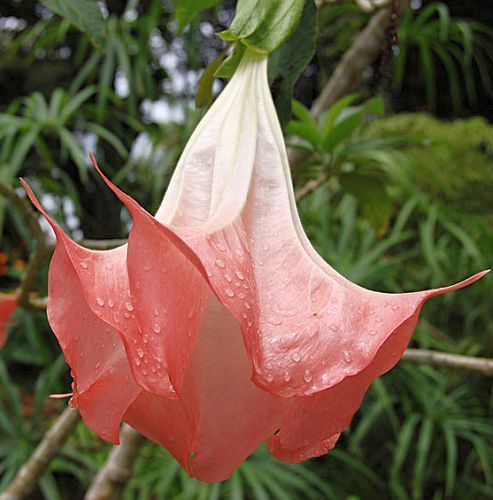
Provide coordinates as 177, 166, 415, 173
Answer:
215, 43, 246, 79
218, 0, 306, 55
39, 0, 106, 49
339, 171, 393, 236
174, 0, 221, 32
196, 49, 229, 108
267, 0, 318, 127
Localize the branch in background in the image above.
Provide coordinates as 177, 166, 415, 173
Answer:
295, 172, 330, 202
0, 180, 49, 311
0, 407, 80, 500
403, 349, 493, 376
84, 424, 145, 500
288, 8, 391, 167
80, 238, 127, 250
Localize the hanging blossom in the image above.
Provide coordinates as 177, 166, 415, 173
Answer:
24, 51, 487, 482
0, 294, 17, 349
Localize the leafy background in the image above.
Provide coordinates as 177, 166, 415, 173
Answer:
0, 0, 492, 498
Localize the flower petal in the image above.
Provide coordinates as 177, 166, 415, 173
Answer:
125, 295, 281, 483
267, 272, 488, 462
22, 179, 180, 398
0, 293, 16, 349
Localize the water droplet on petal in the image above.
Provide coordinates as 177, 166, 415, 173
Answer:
225, 288, 235, 298
216, 242, 227, 252
215, 259, 225, 269
224, 273, 232, 283
283, 371, 291, 382
392, 304, 401, 311
108, 299, 114, 308
291, 352, 301, 362
267, 316, 283, 326
329, 323, 340, 332
96, 297, 105, 307
343, 351, 353, 364
187, 309, 194, 319
153, 308, 160, 316
303, 369, 313, 382
153, 323, 161, 334
125, 302, 134, 312
263, 243, 270, 251
235, 271, 245, 280
265, 373, 274, 383
144, 263, 152, 272
137, 348, 144, 358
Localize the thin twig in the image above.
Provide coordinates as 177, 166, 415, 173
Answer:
295, 173, 331, 203
0, 407, 80, 500
403, 349, 493, 376
288, 8, 391, 167
84, 424, 145, 500
79, 238, 127, 250
0, 180, 49, 310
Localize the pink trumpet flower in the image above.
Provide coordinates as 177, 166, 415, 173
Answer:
24, 51, 487, 482
0, 293, 17, 349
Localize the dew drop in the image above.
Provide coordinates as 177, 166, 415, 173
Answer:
329, 323, 340, 332
135, 358, 141, 366
265, 373, 274, 383
283, 371, 291, 382
392, 304, 401, 311
125, 302, 134, 312
187, 309, 194, 319
303, 369, 313, 383
343, 351, 353, 364
369, 329, 377, 336
95, 362, 101, 370
263, 243, 270, 251
216, 242, 227, 252
153, 308, 160, 316
383, 301, 389, 307
235, 271, 245, 280
225, 288, 235, 298
375, 317, 383, 323
153, 323, 161, 334
144, 263, 152, 272
137, 348, 144, 358
224, 273, 232, 283
96, 297, 105, 307
291, 352, 301, 363
215, 259, 226, 269
245, 301, 251, 309
238, 292, 245, 299
267, 316, 282, 326
108, 299, 114, 308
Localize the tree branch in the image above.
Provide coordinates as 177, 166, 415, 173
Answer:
295, 173, 331, 202
84, 424, 145, 500
0, 407, 80, 500
403, 349, 493, 376
288, 8, 391, 167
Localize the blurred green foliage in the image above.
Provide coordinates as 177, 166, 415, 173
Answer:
0, 0, 492, 499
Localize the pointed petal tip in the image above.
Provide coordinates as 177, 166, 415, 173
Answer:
427, 268, 490, 299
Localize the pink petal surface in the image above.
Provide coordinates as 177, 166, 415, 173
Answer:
125, 296, 280, 483
0, 293, 16, 349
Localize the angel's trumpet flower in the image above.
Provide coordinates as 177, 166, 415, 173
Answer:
24, 50, 487, 482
